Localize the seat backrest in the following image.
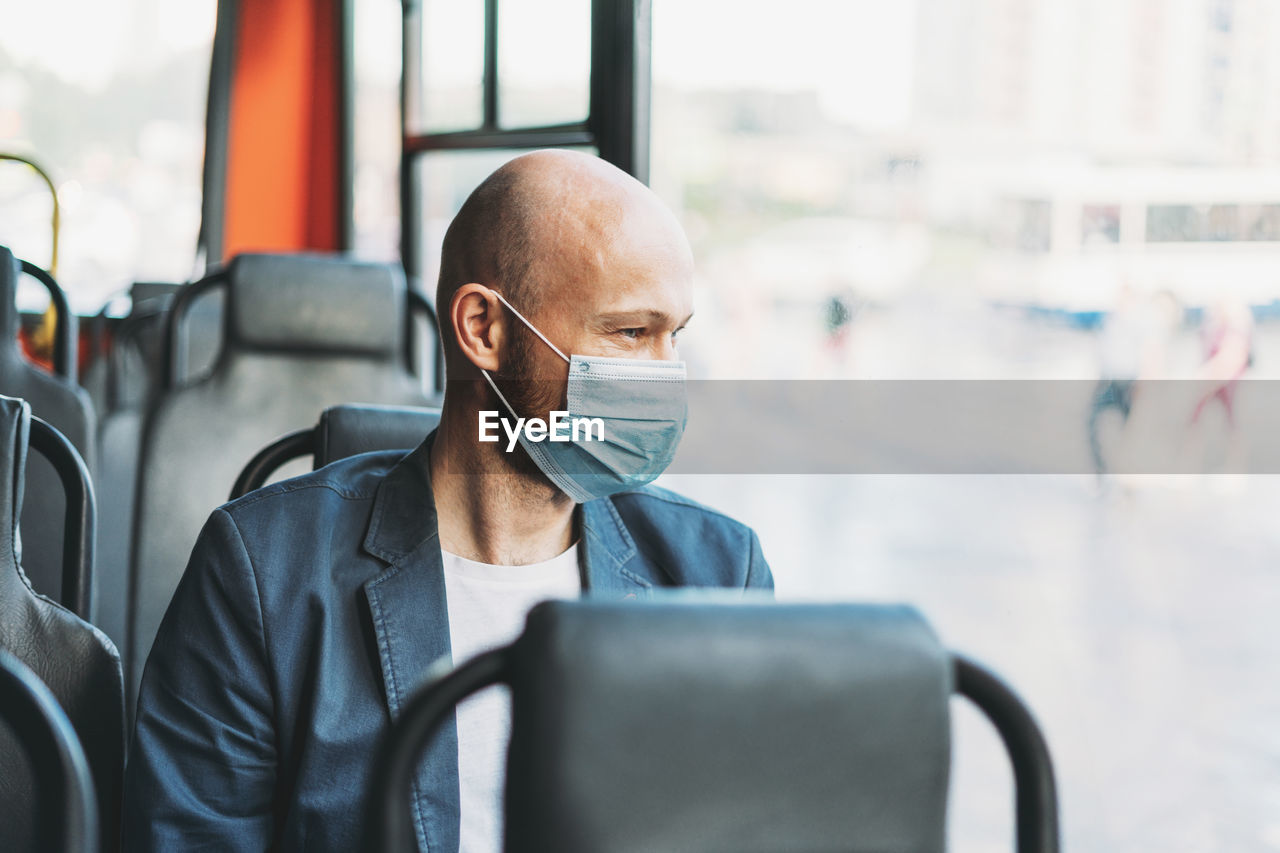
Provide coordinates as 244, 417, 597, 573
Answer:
505, 601, 953, 853
315, 403, 441, 468
0, 648, 98, 853
0, 395, 123, 853
92, 282, 221, 652
229, 403, 441, 502
371, 599, 959, 853
83, 282, 180, 417
373, 598, 1060, 853
0, 247, 97, 607
127, 253, 438, 701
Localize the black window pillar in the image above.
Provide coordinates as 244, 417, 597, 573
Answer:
590, 0, 650, 184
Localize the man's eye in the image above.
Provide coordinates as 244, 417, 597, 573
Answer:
618, 328, 643, 340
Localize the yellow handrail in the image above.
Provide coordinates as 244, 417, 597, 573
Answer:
0, 153, 60, 276
1, 154, 63, 366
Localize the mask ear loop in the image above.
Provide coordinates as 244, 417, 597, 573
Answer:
490, 290, 572, 364
480, 368, 522, 420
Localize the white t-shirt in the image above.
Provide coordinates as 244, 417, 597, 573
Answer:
442, 543, 582, 853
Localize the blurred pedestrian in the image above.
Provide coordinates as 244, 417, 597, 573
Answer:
1187, 297, 1253, 474
1088, 286, 1144, 477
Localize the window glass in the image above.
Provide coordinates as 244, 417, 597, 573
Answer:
353, 0, 403, 261
0, 1, 215, 311
1082, 204, 1120, 245
413, 147, 596, 291
1241, 204, 1280, 241
1147, 204, 1249, 242
1204, 203, 1238, 241
0, 161, 56, 272
498, 0, 590, 128
1147, 204, 1205, 242
651, 4, 1280, 852
411, 0, 485, 134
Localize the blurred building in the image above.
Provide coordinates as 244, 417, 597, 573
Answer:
913, 0, 1280, 165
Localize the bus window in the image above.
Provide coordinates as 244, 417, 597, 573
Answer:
647, 3, 1280, 852
352, 0, 404, 262
0, 161, 55, 280
1147, 204, 1206, 243
1082, 204, 1120, 246
412, 147, 595, 289
410, 0, 486, 134
0, 2, 215, 310
1147, 203, 1280, 244
1241, 203, 1280, 242
396, 0, 642, 282
498, 0, 591, 128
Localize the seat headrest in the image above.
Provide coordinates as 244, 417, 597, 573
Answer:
0, 394, 29, 564
227, 254, 405, 357
504, 598, 953, 853
128, 281, 182, 310
0, 246, 21, 340
315, 404, 441, 468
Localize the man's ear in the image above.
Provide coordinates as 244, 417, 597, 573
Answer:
451, 283, 506, 372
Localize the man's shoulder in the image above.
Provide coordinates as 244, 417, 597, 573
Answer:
197, 450, 412, 593
607, 484, 760, 555
609, 484, 753, 533
221, 449, 408, 523
602, 485, 770, 589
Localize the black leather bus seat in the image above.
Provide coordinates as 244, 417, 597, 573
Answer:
82, 282, 180, 417
0, 649, 99, 853
0, 247, 96, 607
228, 403, 442, 501
315, 403, 441, 467
83, 282, 213, 414
371, 599, 1061, 853
0, 396, 124, 853
506, 601, 953, 853
92, 283, 221, 654
127, 253, 437, 703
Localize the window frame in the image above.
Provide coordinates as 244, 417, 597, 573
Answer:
398, 0, 651, 279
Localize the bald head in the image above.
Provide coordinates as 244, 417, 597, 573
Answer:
436, 150, 693, 369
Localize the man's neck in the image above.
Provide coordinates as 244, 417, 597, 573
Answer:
429, 387, 576, 566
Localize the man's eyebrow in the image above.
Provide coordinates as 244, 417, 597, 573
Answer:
596, 309, 695, 327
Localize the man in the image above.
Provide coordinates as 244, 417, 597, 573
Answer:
123, 150, 773, 852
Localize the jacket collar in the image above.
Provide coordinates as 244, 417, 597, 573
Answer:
580, 494, 655, 596
359, 430, 653, 851
362, 434, 438, 564
360, 435, 453, 852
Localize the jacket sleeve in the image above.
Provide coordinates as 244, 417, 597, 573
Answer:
744, 529, 775, 592
123, 508, 278, 851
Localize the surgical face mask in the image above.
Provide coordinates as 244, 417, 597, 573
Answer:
480, 291, 687, 503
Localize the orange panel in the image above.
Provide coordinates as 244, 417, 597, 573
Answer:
223, 0, 340, 260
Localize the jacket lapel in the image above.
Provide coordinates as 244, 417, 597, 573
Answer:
580, 495, 655, 597
358, 433, 655, 852
361, 435, 459, 853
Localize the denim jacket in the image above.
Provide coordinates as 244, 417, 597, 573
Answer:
123, 433, 773, 852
